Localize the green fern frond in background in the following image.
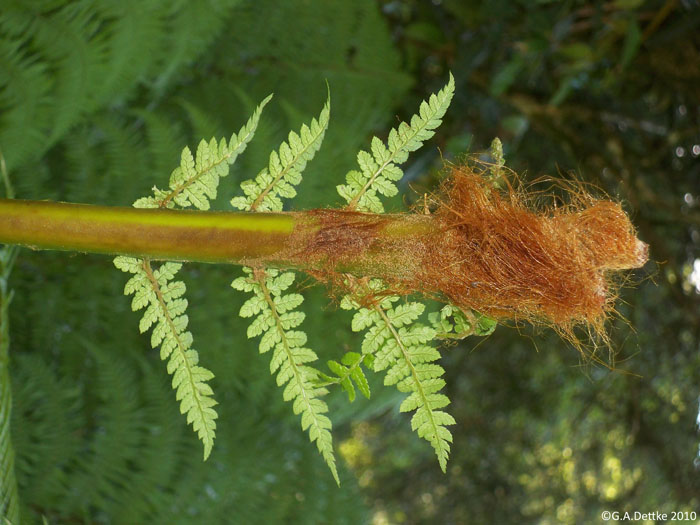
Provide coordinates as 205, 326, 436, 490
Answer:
338, 73, 454, 212
0, 158, 19, 525
230, 95, 340, 482
0, 0, 243, 173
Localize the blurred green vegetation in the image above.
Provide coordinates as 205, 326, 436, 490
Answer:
1, 0, 698, 523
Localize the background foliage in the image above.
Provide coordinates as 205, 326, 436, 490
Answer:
1, 0, 698, 523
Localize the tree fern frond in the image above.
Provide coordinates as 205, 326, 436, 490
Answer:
231, 92, 330, 212
338, 73, 455, 212
232, 268, 339, 484
113, 256, 217, 460
0, 37, 54, 172
340, 286, 454, 472
134, 95, 272, 210
0, 249, 20, 524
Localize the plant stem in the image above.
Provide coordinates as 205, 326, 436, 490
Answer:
0, 199, 434, 274
0, 198, 297, 264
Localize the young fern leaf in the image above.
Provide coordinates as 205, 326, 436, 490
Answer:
113, 95, 272, 459
316, 352, 373, 403
113, 257, 218, 459
340, 283, 455, 472
232, 268, 338, 484
229, 95, 340, 483
338, 73, 455, 212
429, 304, 498, 340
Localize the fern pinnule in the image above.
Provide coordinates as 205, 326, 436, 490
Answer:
429, 304, 498, 340
337, 73, 454, 212
341, 285, 454, 472
231, 92, 330, 212
232, 268, 339, 484
133, 94, 272, 210
114, 257, 218, 459
316, 351, 372, 403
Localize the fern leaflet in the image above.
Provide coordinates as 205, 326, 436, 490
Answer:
231, 94, 330, 212
337, 73, 455, 212
113, 257, 218, 459
229, 95, 339, 482
232, 268, 338, 484
315, 351, 373, 403
136, 94, 272, 210
340, 283, 454, 472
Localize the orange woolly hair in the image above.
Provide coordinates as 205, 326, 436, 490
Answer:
287, 162, 648, 346
416, 164, 648, 341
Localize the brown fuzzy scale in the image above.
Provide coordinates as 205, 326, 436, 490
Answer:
424, 168, 648, 336
271, 166, 647, 338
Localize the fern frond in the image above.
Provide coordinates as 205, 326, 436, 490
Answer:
229, 96, 338, 481
338, 73, 455, 212
134, 95, 272, 210
232, 268, 339, 484
114, 257, 217, 460
231, 92, 330, 212
341, 286, 454, 472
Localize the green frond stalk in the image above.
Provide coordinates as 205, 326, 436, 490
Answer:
0, 199, 450, 277
0, 199, 296, 264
